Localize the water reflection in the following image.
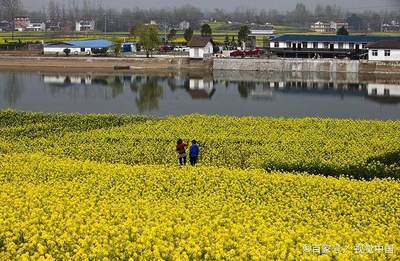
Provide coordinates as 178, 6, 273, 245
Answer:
0, 70, 399, 119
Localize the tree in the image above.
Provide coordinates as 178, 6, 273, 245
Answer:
238, 25, 250, 46
134, 24, 160, 58
167, 29, 177, 42
337, 26, 349, 35
224, 34, 230, 47
291, 3, 311, 26
201, 23, 212, 37
0, 0, 22, 39
184, 27, 193, 42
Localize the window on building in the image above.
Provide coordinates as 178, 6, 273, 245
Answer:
385, 50, 391, 56
287, 42, 291, 48
323, 42, 329, 49
338, 43, 344, 49
362, 43, 367, 49
313, 42, 318, 49
384, 89, 390, 96
371, 88, 378, 95
302, 42, 308, 48
349, 43, 355, 49
372, 50, 378, 56
80, 48, 85, 52
274, 42, 279, 48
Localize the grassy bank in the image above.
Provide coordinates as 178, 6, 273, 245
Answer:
1, 110, 399, 179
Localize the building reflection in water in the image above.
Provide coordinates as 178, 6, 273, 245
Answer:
39, 72, 400, 109
187, 78, 215, 99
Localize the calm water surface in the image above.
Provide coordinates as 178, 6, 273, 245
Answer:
0, 70, 399, 119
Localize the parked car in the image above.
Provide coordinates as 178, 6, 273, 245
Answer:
173, 46, 190, 52
159, 45, 174, 52
230, 49, 245, 57
244, 48, 264, 57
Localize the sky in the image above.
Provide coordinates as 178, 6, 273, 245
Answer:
23, 0, 399, 12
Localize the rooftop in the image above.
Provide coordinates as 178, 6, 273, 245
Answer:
46, 39, 113, 48
272, 35, 400, 43
188, 36, 212, 48
366, 40, 400, 49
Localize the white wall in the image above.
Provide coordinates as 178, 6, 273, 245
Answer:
44, 47, 91, 55
368, 49, 400, 61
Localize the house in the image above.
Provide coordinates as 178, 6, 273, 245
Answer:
382, 20, 400, 32
366, 40, 400, 61
14, 16, 30, 31
26, 22, 46, 32
270, 35, 400, 58
46, 21, 62, 31
0, 20, 10, 32
43, 39, 113, 56
250, 24, 275, 47
179, 21, 190, 30
311, 21, 349, 33
330, 21, 349, 32
311, 21, 331, 32
75, 20, 95, 32
188, 36, 214, 59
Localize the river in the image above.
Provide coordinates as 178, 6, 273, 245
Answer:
0, 70, 399, 119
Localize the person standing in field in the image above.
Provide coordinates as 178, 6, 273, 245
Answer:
176, 139, 188, 166
189, 140, 200, 166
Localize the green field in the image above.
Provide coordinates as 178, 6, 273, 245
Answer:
1, 22, 399, 45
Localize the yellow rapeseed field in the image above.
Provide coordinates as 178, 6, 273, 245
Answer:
0, 111, 399, 259
0, 153, 399, 260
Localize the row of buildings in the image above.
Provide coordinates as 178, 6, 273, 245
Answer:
0, 16, 95, 32
310, 20, 400, 33
269, 35, 400, 61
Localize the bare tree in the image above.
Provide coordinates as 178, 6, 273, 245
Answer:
0, 0, 22, 39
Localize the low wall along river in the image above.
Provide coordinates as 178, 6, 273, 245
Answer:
213, 58, 400, 74
0, 55, 399, 75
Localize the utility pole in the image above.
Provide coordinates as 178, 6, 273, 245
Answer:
104, 13, 107, 39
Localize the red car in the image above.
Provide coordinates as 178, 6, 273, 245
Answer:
245, 48, 264, 57
230, 50, 245, 57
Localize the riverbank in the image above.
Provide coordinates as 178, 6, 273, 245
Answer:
0, 55, 400, 75
0, 56, 212, 72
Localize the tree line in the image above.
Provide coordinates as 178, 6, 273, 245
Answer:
0, 0, 399, 32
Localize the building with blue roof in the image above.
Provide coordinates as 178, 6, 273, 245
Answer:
269, 34, 400, 59
43, 39, 114, 56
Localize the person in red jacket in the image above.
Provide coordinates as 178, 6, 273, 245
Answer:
176, 139, 188, 165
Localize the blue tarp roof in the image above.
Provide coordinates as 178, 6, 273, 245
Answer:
46, 39, 113, 48
272, 35, 400, 43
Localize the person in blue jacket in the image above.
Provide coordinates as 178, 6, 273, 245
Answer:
189, 140, 200, 166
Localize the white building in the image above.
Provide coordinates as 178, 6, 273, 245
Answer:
179, 21, 190, 30
43, 39, 113, 56
26, 22, 46, 32
188, 36, 214, 59
250, 24, 275, 37
311, 21, 331, 32
270, 35, 400, 58
75, 20, 95, 32
367, 41, 400, 61
311, 21, 349, 33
